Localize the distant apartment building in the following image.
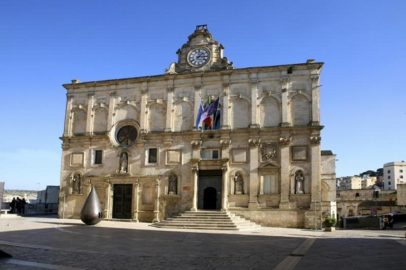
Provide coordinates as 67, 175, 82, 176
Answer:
337, 175, 377, 190
383, 161, 406, 190
337, 176, 362, 190
361, 175, 376, 189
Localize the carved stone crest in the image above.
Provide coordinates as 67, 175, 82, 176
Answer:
260, 143, 278, 162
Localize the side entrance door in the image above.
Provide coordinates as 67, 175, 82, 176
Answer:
113, 184, 132, 219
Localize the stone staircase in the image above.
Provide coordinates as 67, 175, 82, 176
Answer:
152, 210, 261, 231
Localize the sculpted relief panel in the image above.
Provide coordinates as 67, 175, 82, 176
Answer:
72, 109, 86, 135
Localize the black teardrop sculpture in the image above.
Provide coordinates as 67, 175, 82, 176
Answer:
80, 186, 103, 225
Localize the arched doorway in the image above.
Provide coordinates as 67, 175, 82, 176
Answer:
198, 170, 222, 210
203, 187, 217, 209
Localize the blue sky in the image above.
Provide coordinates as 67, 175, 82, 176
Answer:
1, 0, 405, 190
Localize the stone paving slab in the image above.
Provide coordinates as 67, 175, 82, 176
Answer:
0, 216, 405, 270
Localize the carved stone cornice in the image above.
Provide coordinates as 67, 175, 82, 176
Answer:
220, 139, 231, 148
191, 140, 202, 149
310, 135, 321, 145
279, 136, 291, 146
310, 74, 320, 83
248, 138, 261, 147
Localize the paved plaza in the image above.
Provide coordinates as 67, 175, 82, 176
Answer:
0, 216, 405, 270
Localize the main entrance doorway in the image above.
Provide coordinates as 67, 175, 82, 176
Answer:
112, 184, 132, 219
198, 170, 222, 210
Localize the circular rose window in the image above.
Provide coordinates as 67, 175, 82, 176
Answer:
116, 125, 138, 146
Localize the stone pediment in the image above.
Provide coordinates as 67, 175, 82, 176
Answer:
258, 162, 280, 172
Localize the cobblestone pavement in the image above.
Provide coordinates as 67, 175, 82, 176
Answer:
0, 216, 405, 270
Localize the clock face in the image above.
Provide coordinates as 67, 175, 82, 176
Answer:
116, 125, 138, 146
187, 48, 210, 67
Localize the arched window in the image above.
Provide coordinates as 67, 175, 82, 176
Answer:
148, 104, 166, 131
260, 97, 281, 127
93, 108, 108, 134
232, 98, 250, 128
174, 102, 193, 131
72, 110, 86, 135
291, 95, 310, 126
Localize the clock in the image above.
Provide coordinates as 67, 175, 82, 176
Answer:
116, 125, 138, 146
187, 48, 211, 67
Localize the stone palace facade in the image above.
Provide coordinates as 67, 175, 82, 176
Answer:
59, 25, 336, 228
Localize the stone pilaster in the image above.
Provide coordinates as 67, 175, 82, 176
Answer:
64, 94, 73, 136
311, 74, 320, 125
133, 179, 140, 222
153, 177, 160, 223
107, 92, 116, 130
165, 87, 174, 132
193, 85, 201, 129
191, 166, 199, 211
310, 135, 322, 207
222, 75, 230, 129
221, 165, 229, 211
140, 82, 148, 132
86, 93, 94, 135
279, 135, 291, 209
104, 182, 111, 219
280, 76, 291, 127
248, 138, 260, 209
249, 73, 259, 128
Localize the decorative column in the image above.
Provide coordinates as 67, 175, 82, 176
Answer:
249, 73, 259, 128
221, 165, 229, 211
310, 74, 321, 126
107, 92, 116, 130
140, 82, 148, 132
104, 181, 111, 219
248, 138, 260, 209
165, 83, 174, 131
310, 135, 322, 209
222, 75, 230, 129
280, 76, 291, 127
133, 179, 140, 222
152, 177, 160, 222
279, 136, 291, 209
64, 94, 74, 136
191, 165, 199, 211
86, 93, 94, 135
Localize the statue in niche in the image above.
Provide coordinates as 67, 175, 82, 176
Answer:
295, 171, 305, 194
72, 173, 82, 194
168, 174, 177, 195
234, 172, 244, 195
119, 152, 128, 174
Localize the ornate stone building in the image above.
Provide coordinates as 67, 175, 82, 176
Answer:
59, 25, 336, 228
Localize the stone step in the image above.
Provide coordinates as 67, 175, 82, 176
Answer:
153, 210, 261, 231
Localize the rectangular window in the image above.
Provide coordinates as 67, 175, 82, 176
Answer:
388, 181, 391, 185
200, 149, 220, 160
147, 148, 158, 164
387, 170, 390, 173
94, 150, 103, 165
388, 176, 391, 179
401, 175, 404, 179
262, 175, 279, 195
400, 170, 403, 173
